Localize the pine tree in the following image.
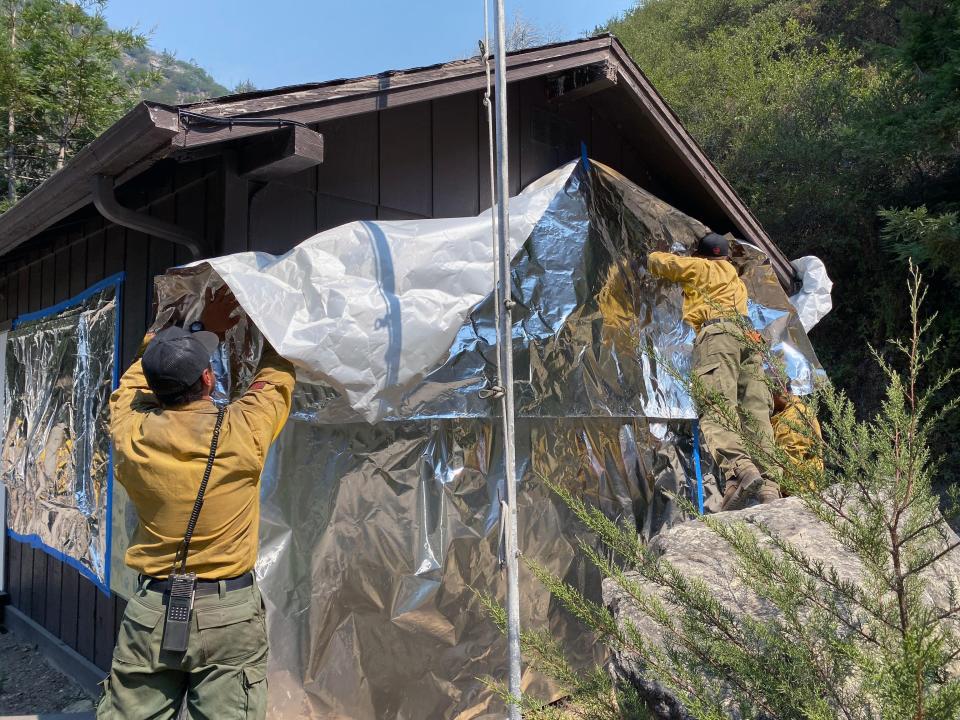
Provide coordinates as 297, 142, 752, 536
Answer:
488, 267, 960, 719
0, 0, 158, 207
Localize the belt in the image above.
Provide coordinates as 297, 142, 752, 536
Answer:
143, 572, 254, 597
700, 316, 751, 329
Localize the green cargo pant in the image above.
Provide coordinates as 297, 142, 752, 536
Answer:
691, 321, 778, 486
96, 578, 268, 720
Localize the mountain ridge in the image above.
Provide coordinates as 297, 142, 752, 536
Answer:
121, 45, 232, 105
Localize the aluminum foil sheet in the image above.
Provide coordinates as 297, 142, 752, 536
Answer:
2, 281, 118, 589
137, 160, 823, 718
201, 165, 571, 424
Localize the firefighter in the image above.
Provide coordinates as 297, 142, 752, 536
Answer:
772, 386, 823, 491
648, 232, 780, 510
97, 288, 295, 720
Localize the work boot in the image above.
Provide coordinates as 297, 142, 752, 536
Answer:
721, 465, 764, 511
757, 479, 781, 504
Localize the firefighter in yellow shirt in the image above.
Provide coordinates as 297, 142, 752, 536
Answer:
98, 289, 295, 720
648, 233, 779, 510
771, 388, 823, 491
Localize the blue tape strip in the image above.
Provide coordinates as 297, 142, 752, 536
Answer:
8, 271, 125, 596
13, 272, 126, 327
6, 528, 109, 592
580, 141, 591, 172
692, 420, 705, 515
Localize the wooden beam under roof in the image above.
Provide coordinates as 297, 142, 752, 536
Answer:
237, 125, 324, 181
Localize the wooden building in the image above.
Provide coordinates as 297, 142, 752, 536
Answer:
0, 35, 793, 690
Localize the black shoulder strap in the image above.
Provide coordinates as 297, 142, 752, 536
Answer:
171, 407, 226, 577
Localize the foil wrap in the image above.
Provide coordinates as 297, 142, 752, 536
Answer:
2, 280, 119, 589
138, 160, 823, 718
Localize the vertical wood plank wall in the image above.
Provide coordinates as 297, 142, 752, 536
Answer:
247, 81, 655, 251
0, 79, 662, 673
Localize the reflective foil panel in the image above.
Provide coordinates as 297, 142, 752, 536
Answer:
140, 160, 823, 718
2, 282, 118, 588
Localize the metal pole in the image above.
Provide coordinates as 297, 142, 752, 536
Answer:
491, 2, 523, 718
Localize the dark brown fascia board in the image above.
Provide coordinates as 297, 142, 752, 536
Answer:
0, 102, 179, 257
607, 39, 795, 287
174, 37, 616, 149
182, 34, 617, 108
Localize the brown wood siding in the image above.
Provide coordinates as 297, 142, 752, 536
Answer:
433, 93, 479, 218
250, 78, 665, 254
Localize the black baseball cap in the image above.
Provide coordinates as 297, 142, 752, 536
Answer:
142, 326, 219, 398
696, 232, 729, 258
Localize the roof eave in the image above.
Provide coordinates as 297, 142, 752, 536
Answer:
173, 36, 617, 150
0, 102, 180, 256
0, 38, 618, 257
0, 35, 796, 289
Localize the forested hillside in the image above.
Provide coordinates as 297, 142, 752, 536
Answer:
0, 0, 232, 206
122, 45, 229, 105
605, 0, 960, 482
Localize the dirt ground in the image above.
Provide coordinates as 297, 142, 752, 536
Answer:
0, 626, 95, 715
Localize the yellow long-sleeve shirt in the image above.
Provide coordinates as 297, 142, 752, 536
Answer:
647, 252, 748, 332
598, 258, 640, 354
109, 344, 295, 579
772, 396, 824, 476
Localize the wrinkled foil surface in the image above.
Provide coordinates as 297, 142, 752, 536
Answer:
2, 283, 117, 587
139, 160, 824, 718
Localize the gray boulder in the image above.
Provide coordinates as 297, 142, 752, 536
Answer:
602, 496, 960, 718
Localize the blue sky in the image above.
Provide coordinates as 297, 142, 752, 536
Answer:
104, 0, 637, 92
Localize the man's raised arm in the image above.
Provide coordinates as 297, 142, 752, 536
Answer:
647, 251, 700, 283
109, 333, 159, 431
233, 342, 296, 455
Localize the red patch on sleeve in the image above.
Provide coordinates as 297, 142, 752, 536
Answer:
250, 381, 268, 391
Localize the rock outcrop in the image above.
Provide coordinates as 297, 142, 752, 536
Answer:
602, 496, 960, 718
